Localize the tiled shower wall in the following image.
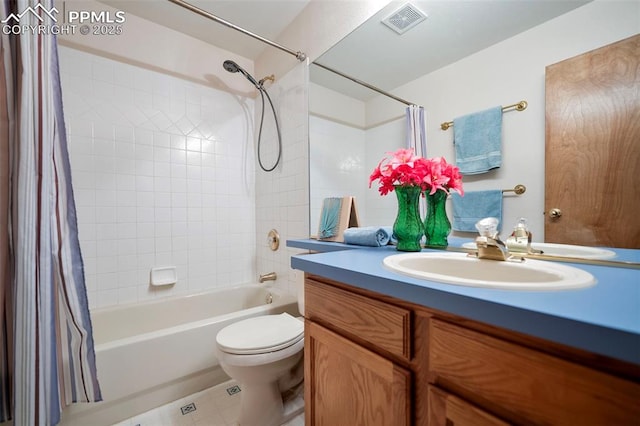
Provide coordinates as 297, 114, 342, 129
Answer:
309, 115, 367, 231
59, 46, 257, 308
309, 114, 404, 230
255, 62, 310, 299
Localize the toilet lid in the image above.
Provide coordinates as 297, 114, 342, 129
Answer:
216, 313, 304, 355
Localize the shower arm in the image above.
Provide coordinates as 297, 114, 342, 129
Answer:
168, 0, 307, 62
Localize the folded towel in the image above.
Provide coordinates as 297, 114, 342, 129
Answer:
343, 226, 393, 247
453, 106, 503, 175
451, 190, 503, 232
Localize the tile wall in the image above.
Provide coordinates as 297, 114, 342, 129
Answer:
255, 62, 310, 298
309, 115, 405, 230
309, 115, 367, 231
59, 46, 258, 308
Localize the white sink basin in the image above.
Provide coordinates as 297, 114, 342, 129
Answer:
383, 252, 596, 290
462, 242, 616, 260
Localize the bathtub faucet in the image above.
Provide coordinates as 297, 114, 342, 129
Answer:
259, 272, 277, 283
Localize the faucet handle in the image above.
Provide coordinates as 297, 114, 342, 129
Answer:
512, 218, 530, 238
475, 217, 500, 238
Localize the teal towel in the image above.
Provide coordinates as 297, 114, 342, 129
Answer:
453, 106, 502, 175
317, 197, 343, 239
451, 190, 503, 232
343, 226, 393, 247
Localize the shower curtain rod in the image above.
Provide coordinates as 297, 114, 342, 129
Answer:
313, 62, 417, 107
168, 0, 307, 62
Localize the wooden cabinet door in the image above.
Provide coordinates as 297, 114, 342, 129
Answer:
305, 320, 411, 426
427, 385, 510, 426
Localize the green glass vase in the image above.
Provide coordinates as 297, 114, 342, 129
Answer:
424, 190, 451, 247
393, 185, 424, 252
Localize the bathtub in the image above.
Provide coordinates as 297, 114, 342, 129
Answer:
60, 284, 299, 426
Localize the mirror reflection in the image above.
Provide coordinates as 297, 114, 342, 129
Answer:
308, 0, 639, 264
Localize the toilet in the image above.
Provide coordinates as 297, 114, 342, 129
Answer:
215, 300, 304, 426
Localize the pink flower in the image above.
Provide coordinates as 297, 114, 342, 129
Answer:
369, 149, 464, 196
421, 157, 464, 196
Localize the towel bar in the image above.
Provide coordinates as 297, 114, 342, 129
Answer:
448, 184, 526, 199
441, 101, 528, 130
502, 184, 526, 195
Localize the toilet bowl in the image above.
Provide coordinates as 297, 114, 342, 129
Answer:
216, 312, 304, 426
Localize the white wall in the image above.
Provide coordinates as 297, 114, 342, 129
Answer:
59, 46, 257, 308
312, 0, 639, 241
255, 62, 309, 297
55, 0, 385, 308
57, 0, 254, 93
56, 1, 263, 308
309, 115, 367, 232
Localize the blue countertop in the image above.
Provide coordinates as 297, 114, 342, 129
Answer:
289, 239, 640, 365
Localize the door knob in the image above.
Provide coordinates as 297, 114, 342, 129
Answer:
548, 208, 562, 218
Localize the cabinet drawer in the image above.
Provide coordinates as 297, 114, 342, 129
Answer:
305, 277, 411, 360
427, 385, 509, 426
429, 319, 640, 425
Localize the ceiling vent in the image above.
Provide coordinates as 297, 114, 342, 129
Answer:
382, 2, 428, 35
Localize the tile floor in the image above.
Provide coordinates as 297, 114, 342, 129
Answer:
113, 380, 304, 426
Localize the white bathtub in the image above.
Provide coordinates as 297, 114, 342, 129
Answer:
60, 285, 299, 425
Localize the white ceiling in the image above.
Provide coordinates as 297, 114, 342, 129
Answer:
100, 0, 591, 101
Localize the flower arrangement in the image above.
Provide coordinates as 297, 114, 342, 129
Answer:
369, 148, 464, 250
369, 148, 464, 197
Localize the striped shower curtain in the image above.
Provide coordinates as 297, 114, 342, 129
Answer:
406, 105, 427, 217
406, 104, 426, 158
1, 0, 102, 424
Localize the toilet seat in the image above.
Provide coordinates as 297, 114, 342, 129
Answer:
216, 313, 303, 355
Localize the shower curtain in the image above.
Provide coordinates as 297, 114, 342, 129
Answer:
1, 1, 102, 424
406, 105, 427, 217
406, 104, 426, 157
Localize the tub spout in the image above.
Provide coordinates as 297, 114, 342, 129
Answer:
259, 272, 277, 283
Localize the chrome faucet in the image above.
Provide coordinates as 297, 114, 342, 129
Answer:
473, 217, 512, 261
259, 272, 277, 283
505, 218, 543, 257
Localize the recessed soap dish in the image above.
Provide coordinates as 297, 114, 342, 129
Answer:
150, 266, 177, 286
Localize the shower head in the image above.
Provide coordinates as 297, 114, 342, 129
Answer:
223, 60, 260, 88
223, 60, 240, 73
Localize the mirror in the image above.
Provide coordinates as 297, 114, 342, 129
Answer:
308, 0, 640, 266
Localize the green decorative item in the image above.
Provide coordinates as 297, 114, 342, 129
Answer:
393, 185, 424, 252
369, 148, 462, 250
424, 190, 451, 247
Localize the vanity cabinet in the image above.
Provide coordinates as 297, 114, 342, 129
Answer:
304, 274, 640, 425
304, 275, 412, 425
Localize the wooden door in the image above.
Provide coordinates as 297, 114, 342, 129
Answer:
545, 34, 640, 248
304, 320, 411, 426
427, 385, 510, 426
